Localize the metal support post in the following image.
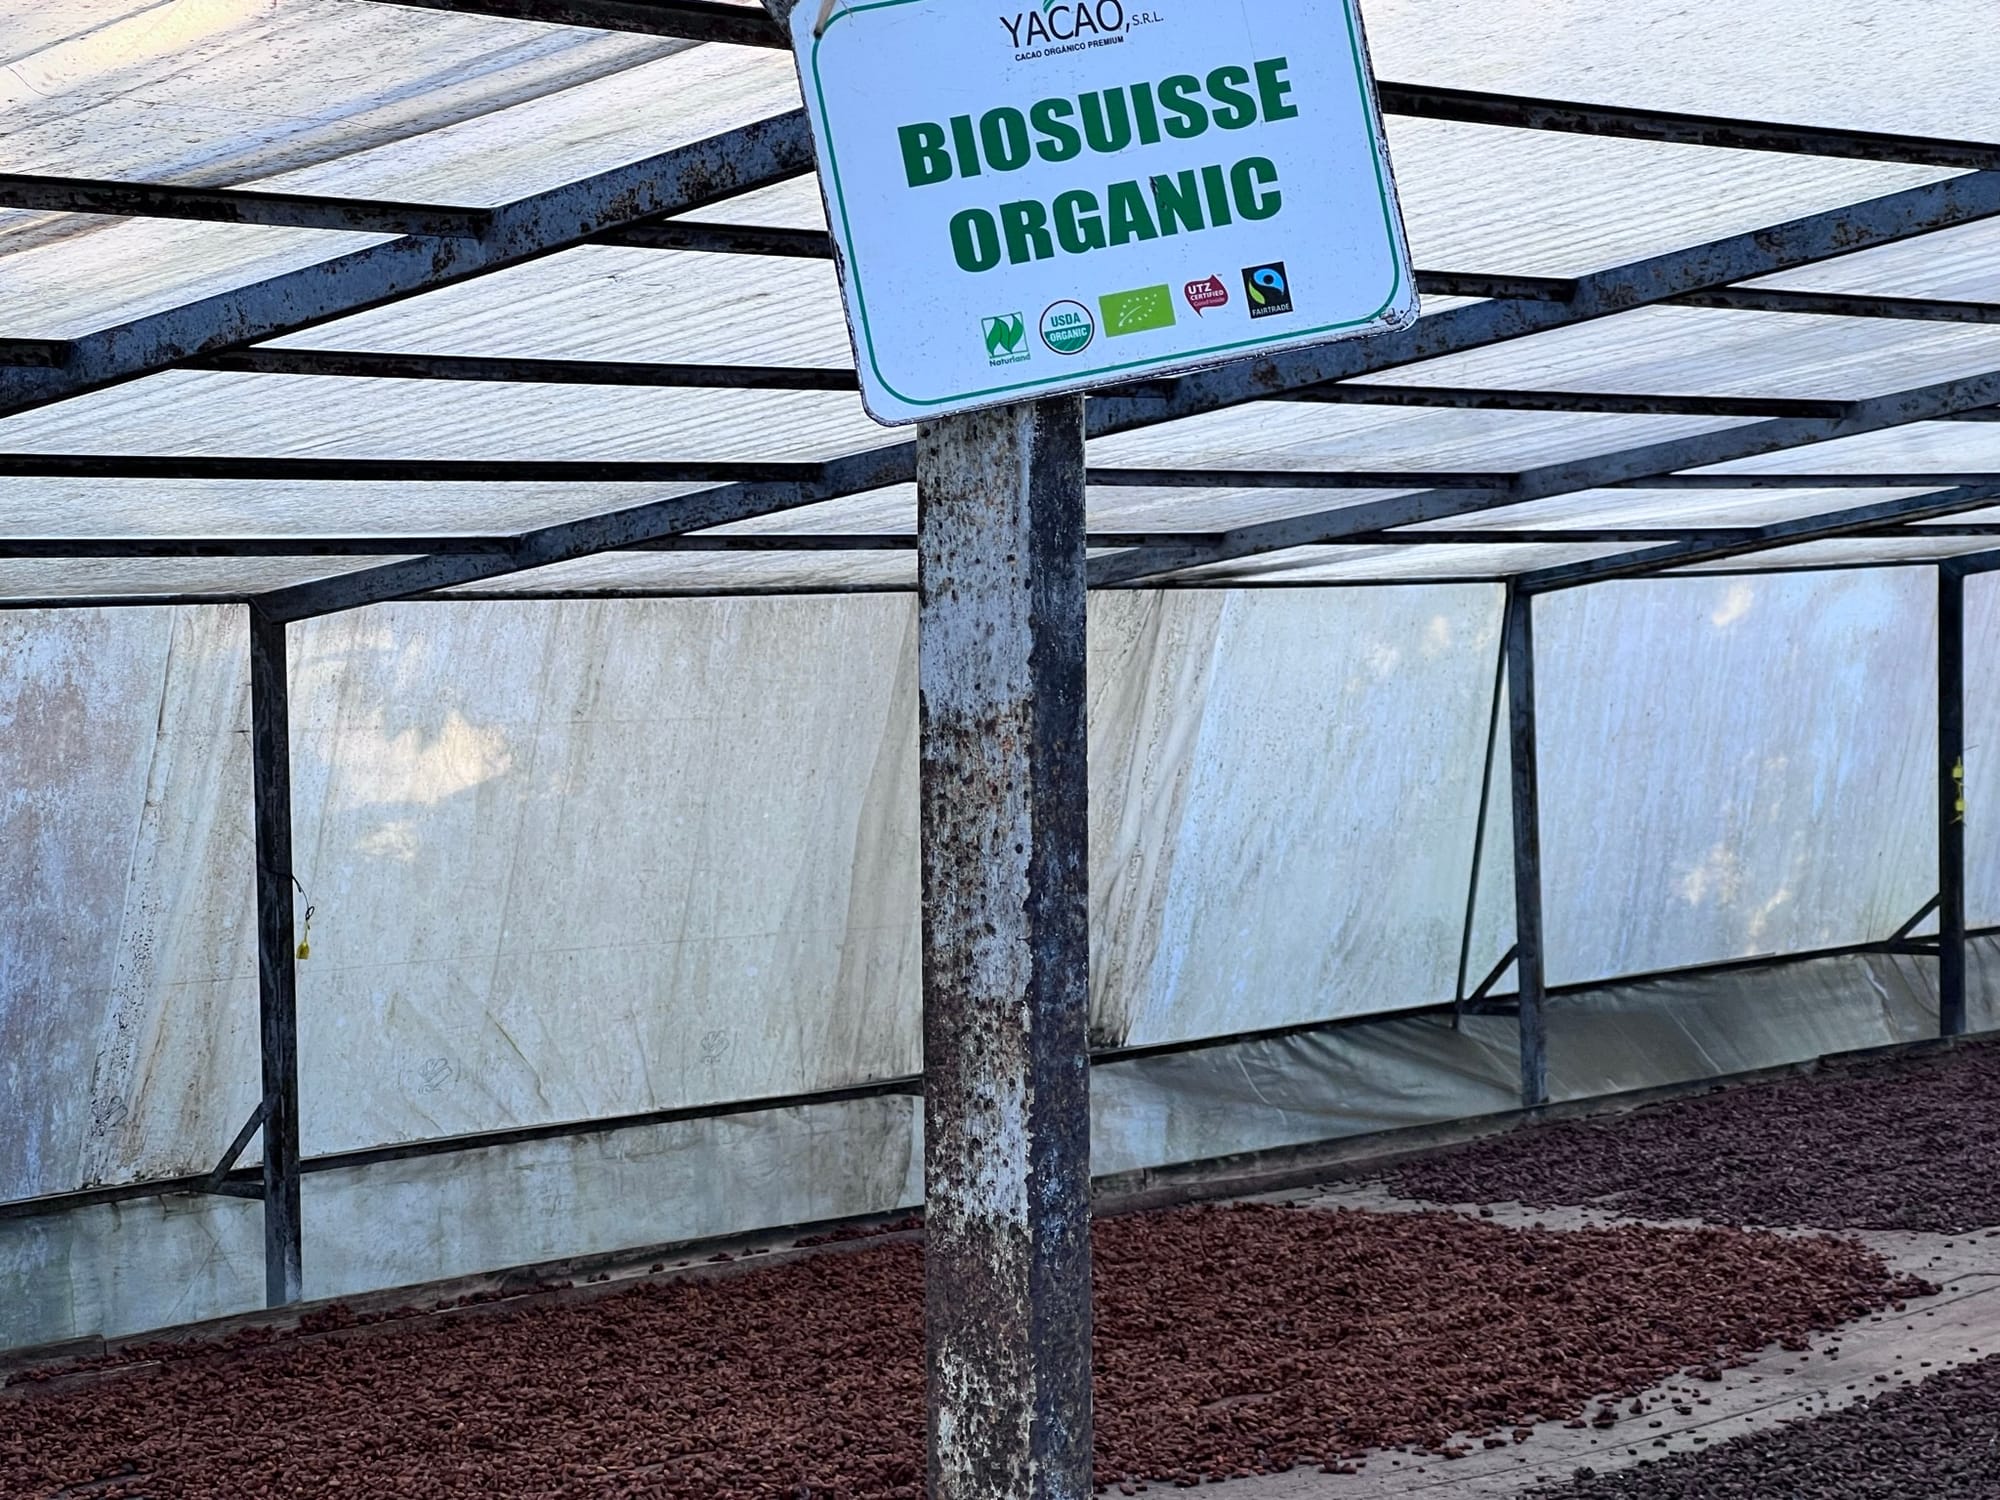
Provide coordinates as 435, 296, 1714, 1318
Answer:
917, 397, 1093, 1500
1505, 585, 1549, 1106
248, 606, 304, 1305
1940, 565, 1968, 1036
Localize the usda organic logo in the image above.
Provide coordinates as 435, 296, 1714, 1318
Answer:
1040, 300, 1095, 355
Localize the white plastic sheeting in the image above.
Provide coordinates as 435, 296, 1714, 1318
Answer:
7, 572, 1988, 1205
9, 0, 2000, 1352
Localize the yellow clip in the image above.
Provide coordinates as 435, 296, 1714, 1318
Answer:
1955, 759, 1967, 825
296, 903, 315, 961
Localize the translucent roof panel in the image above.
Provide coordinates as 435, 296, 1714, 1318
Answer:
435, 549, 915, 597
0, 368, 884, 469
1090, 402, 1745, 475
1403, 485, 1965, 533
4, 0, 2000, 597
1365, 0, 2000, 139
1158, 540, 1640, 586
1380, 124, 1944, 281
1374, 306, 2000, 405
0, 480, 712, 542
266, 246, 851, 369
0, 555, 415, 602
1673, 535, 2000, 574
0, 10, 799, 335
1747, 217, 2000, 303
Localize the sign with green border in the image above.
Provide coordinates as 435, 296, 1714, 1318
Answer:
791, 0, 1416, 425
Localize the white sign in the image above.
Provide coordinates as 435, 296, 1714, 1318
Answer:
792, 0, 1417, 425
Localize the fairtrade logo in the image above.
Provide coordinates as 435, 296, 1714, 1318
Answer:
1098, 284, 1175, 337
1183, 274, 1229, 316
1040, 300, 1096, 355
982, 312, 1030, 365
1241, 262, 1293, 319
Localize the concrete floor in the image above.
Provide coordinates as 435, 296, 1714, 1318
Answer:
1194, 1186, 2000, 1498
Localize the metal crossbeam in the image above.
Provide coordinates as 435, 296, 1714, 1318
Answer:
597, 221, 828, 256
0, 455, 820, 483
235, 168, 2000, 613
26, 522, 2000, 561
253, 442, 918, 621
1673, 286, 2000, 324
1372, 81, 2000, 170
7, 456, 1995, 488
1515, 483, 2000, 591
0, 111, 813, 421
1090, 363, 2000, 586
195, 348, 857, 391
0, 173, 491, 237
360, 0, 787, 46
178, 350, 1997, 424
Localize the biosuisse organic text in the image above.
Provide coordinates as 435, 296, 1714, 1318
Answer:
895, 58, 1299, 273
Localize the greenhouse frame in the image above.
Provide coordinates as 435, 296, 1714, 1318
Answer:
8, 7, 2000, 1477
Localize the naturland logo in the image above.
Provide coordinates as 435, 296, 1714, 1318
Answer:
999, 0, 1128, 53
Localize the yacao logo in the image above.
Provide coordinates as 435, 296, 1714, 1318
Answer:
999, 0, 1125, 49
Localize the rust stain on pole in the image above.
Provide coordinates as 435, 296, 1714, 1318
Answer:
918, 395, 1093, 1500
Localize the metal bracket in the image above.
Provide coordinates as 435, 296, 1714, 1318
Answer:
199, 1099, 270, 1200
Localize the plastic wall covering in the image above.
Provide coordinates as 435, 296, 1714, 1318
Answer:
6, 573, 1983, 1203
5, 569, 1992, 1346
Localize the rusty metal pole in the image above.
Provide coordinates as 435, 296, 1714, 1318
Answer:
1505, 584, 1549, 1108
1940, 563, 1968, 1037
248, 605, 304, 1305
917, 395, 1093, 1500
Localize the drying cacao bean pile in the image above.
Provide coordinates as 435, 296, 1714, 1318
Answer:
1386, 1043, 2000, 1232
0, 1204, 1928, 1498
1531, 1353, 2000, 1499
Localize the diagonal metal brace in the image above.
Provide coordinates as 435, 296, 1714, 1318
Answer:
200, 1099, 271, 1199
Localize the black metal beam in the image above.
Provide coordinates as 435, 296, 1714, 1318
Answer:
0, 173, 492, 237
1374, 81, 2000, 170
183, 349, 2000, 427
28, 524, 2000, 562
248, 607, 303, 1307
0, 340, 73, 369
1673, 286, 2000, 324
9, 456, 1999, 489
1940, 564, 1968, 1037
1274, 384, 1856, 421
0, 455, 819, 483
1504, 586, 1548, 1108
194, 348, 858, 391
357, 0, 786, 46
595, 220, 829, 256
1086, 467, 1512, 491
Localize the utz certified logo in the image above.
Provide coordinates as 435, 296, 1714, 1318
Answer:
1183, 274, 1229, 316
1040, 300, 1095, 354
981, 312, 1030, 365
